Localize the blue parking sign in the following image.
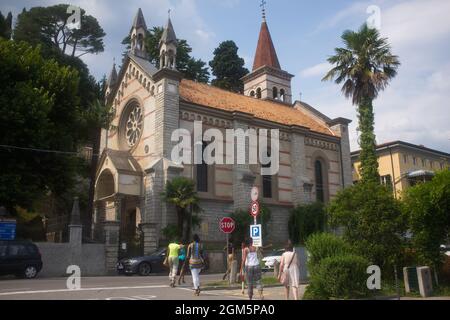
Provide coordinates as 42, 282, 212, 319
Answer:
250, 224, 262, 247
251, 225, 260, 237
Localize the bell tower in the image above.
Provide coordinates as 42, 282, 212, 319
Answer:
159, 14, 177, 70
130, 8, 148, 59
242, 2, 294, 104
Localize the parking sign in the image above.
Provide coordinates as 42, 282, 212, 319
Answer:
250, 224, 262, 247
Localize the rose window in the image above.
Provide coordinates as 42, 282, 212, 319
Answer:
125, 105, 143, 147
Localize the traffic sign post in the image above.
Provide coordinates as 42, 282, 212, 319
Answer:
251, 187, 259, 202
250, 224, 262, 247
220, 217, 236, 269
250, 200, 260, 225
219, 217, 235, 234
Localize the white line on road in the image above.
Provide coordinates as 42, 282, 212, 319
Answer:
0, 285, 169, 296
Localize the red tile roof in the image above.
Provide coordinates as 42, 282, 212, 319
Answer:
179, 79, 337, 137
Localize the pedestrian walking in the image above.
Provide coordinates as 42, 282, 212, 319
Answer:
278, 240, 300, 300
222, 239, 235, 280
240, 238, 264, 300
167, 239, 183, 287
178, 243, 188, 285
187, 234, 205, 296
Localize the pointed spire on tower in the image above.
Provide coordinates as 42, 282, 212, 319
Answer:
107, 59, 118, 88
160, 15, 177, 47
159, 13, 178, 70
132, 8, 147, 31
252, 10, 281, 71
130, 8, 148, 59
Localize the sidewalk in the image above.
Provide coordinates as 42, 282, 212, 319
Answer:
203, 285, 307, 300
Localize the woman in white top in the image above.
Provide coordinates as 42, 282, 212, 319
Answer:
239, 238, 264, 300
278, 240, 300, 300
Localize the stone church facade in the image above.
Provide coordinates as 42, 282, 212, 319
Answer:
93, 9, 352, 265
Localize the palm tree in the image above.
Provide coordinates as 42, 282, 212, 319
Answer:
162, 177, 201, 242
323, 24, 400, 183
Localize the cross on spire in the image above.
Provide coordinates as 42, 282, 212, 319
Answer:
260, 0, 267, 21
168, 8, 171, 18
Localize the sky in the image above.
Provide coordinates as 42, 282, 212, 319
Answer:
1, 0, 449, 153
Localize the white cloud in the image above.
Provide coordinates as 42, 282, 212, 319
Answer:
300, 62, 330, 78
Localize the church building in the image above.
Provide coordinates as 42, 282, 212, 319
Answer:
93, 8, 352, 265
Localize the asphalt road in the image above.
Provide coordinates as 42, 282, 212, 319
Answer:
0, 274, 246, 300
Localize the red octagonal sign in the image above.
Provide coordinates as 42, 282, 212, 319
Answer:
219, 217, 235, 234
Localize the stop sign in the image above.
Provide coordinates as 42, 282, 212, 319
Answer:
219, 217, 235, 234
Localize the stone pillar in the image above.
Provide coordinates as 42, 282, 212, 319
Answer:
140, 223, 159, 255
69, 197, 82, 268
114, 195, 123, 222
230, 260, 238, 284
290, 127, 309, 205
417, 266, 433, 297
103, 221, 120, 275
329, 118, 353, 188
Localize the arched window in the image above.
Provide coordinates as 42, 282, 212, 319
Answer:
196, 142, 208, 192
250, 91, 255, 97
137, 34, 144, 51
262, 153, 273, 199
315, 160, 325, 202
280, 89, 286, 102
256, 88, 262, 99
273, 87, 278, 99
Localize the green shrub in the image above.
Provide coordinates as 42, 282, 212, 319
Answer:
305, 233, 353, 275
288, 202, 326, 245
327, 181, 407, 269
305, 254, 370, 300
403, 170, 450, 272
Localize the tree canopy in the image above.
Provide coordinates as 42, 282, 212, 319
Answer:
0, 39, 87, 213
14, 4, 105, 58
209, 40, 249, 93
323, 24, 400, 183
403, 170, 450, 270
0, 11, 12, 39
122, 27, 210, 83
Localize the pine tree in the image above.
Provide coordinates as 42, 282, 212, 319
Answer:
209, 41, 249, 93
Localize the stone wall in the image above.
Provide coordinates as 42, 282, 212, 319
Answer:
266, 205, 291, 245
36, 243, 106, 278
195, 199, 233, 243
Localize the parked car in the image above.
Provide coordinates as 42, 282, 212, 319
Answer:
117, 247, 211, 276
262, 249, 284, 271
0, 240, 43, 279
117, 248, 168, 276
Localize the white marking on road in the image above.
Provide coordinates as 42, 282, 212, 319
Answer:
0, 285, 169, 296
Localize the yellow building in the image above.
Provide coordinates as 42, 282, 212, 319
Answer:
351, 141, 450, 198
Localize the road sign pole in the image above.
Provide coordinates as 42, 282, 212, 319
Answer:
226, 232, 229, 271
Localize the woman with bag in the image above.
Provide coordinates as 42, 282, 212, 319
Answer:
187, 234, 204, 296
239, 238, 264, 300
278, 240, 299, 300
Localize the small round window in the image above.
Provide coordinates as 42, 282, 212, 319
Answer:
125, 103, 143, 147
